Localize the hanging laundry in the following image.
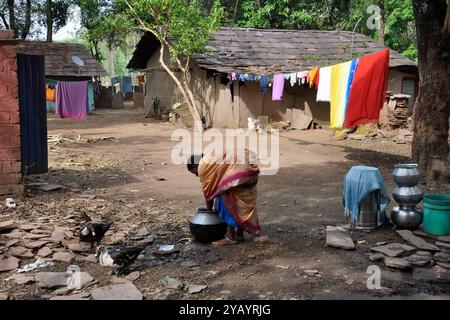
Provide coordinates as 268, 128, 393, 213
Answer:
314, 69, 320, 89
247, 74, 256, 81
56, 81, 88, 121
46, 84, 56, 102
345, 59, 359, 107
284, 74, 290, 80
316, 66, 332, 102
238, 74, 245, 82
272, 74, 285, 101
259, 76, 270, 94
308, 68, 319, 88
289, 73, 297, 87
344, 49, 390, 128
137, 75, 145, 84
121, 76, 133, 93
330, 61, 352, 129
231, 73, 237, 81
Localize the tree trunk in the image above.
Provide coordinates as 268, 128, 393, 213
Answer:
21, 0, 31, 40
46, 0, 53, 42
7, 0, 17, 38
378, 0, 385, 43
412, 1, 450, 183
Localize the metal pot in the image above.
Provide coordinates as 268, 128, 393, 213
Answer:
391, 206, 423, 230
392, 186, 424, 207
353, 191, 380, 230
393, 164, 421, 187
188, 208, 227, 243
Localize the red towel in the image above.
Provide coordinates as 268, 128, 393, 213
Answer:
344, 49, 390, 128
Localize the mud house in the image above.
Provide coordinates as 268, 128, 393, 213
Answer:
127, 27, 418, 128
16, 42, 107, 112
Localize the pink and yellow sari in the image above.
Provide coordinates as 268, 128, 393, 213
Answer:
198, 149, 261, 235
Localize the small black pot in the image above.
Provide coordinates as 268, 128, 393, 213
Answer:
188, 208, 228, 243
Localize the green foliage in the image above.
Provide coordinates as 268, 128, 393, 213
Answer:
114, 0, 224, 62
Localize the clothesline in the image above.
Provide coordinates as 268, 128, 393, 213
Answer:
226, 48, 390, 130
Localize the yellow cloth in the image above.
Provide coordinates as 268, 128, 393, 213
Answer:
330, 61, 352, 129
308, 68, 319, 88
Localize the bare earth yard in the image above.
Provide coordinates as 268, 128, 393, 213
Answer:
1, 108, 449, 300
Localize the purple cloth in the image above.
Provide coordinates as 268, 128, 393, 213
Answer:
56, 81, 88, 120
272, 74, 285, 101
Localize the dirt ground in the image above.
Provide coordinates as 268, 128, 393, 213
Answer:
1, 107, 450, 300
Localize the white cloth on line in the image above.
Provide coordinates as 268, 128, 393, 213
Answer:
316, 66, 332, 102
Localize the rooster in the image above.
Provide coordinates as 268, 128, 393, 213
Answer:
79, 222, 113, 249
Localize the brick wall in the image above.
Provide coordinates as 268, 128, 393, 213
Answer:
0, 30, 22, 195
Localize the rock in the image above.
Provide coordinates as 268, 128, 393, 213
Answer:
50, 293, 90, 300
66, 241, 91, 253
125, 271, 140, 282
36, 271, 93, 289
370, 243, 416, 257
406, 252, 434, 267
91, 283, 143, 300
413, 266, 450, 283
83, 254, 97, 263
36, 183, 63, 191
52, 231, 66, 242
254, 236, 271, 243
7, 273, 34, 285
35, 272, 69, 289
37, 247, 52, 258
375, 242, 387, 246
12, 247, 34, 259
435, 241, 450, 250
16, 259, 54, 273
188, 284, 207, 294
0, 220, 17, 233
437, 235, 450, 243
304, 270, 319, 276
434, 252, 450, 263
413, 230, 438, 240
369, 253, 385, 262
325, 226, 355, 250
396, 230, 440, 251
5, 239, 20, 247
436, 262, 450, 269
162, 276, 184, 290
52, 252, 75, 263
23, 233, 48, 240
0, 256, 20, 272
50, 287, 72, 296
0, 293, 9, 300
384, 257, 412, 270
23, 240, 49, 250
3, 229, 26, 239
181, 260, 200, 268
135, 228, 150, 238
78, 194, 97, 200
111, 276, 131, 284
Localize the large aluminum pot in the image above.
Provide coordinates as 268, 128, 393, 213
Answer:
392, 186, 424, 207
391, 206, 423, 230
354, 191, 380, 229
189, 208, 227, 243
393, 164, 421, 187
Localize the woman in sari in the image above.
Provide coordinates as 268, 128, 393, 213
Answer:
187, 149, 261, 245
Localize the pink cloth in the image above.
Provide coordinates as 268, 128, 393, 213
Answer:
56, 81, 88, 120
272, 74, 285, 101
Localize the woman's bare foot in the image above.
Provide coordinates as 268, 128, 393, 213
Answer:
212, 236, 237, 246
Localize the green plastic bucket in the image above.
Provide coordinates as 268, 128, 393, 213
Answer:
423, 194, 450, 236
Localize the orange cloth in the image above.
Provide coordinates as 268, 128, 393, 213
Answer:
46, 85, 56, 102
198, 148, 261, 235
137, 75, 145, 84
309, 68, 319, 88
